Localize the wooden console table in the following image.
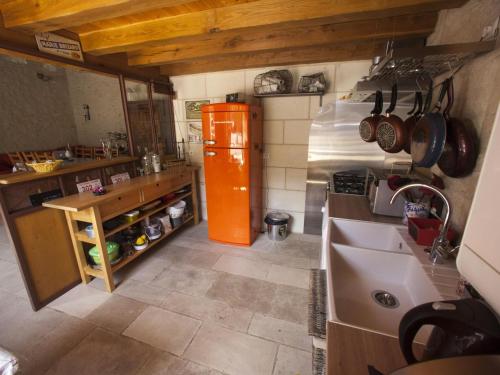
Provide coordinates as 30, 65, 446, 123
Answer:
44, 167, 199, 292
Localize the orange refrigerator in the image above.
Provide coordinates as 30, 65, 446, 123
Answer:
202, 103, 263, 246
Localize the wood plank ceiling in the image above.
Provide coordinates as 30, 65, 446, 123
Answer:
0, 0, 467, 78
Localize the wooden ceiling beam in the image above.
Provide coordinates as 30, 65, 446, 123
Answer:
0, 25, 167, 82
0, 0, 195, 31
128, 13, 437, 66
79, 0, 465, 55
159, 41, 387, 76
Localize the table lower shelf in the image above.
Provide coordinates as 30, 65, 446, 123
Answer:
83, 215, 194, 280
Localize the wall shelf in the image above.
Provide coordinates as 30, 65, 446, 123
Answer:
254, 92, 324, 105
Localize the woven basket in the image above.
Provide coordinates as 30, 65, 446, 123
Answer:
27, 160, 64, 173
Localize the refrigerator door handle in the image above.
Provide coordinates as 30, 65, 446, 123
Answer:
203, 140, 216, 145
204, 151, 217, 157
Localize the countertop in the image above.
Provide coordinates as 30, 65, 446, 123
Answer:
43, 166, 198, 212
329, 193, 402, 225
0, 156, 138, 185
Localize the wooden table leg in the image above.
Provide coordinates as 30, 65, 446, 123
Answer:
89, 206, 115, 292
65, 211, 91, 284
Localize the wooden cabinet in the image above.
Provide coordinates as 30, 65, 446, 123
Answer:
0, 157, 137, 310
98, 190, 142, 220
44, 168, 199, 292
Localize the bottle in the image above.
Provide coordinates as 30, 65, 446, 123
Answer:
152, 154, 161, 173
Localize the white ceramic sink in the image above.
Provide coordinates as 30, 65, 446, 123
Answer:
326, 218, 442, 341
330, 219, 411, 254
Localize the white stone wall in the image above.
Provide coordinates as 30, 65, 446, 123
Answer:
0, 55, 78, 153
66, 69, 126, 146
427, 0, 500, 233
171, 61, 371, 233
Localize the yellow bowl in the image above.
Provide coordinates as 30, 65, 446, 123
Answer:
27, 160, 64, 173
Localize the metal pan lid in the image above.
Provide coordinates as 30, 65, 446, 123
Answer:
264, 212, 290, 225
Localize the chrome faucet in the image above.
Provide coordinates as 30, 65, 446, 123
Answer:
390, 183, 453, 264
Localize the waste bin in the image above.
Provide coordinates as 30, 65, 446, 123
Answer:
264, 212, 290, 241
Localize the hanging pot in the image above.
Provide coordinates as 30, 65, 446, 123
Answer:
410, 79, 448, 168
403, 91, 423, 154
359, 90, 383, 142
376, 83, 406, 153
437, 77, 478, 177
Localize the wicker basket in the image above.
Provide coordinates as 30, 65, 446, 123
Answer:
254, 70, 293, 95
27, 160, 64, 173
298, 73, 327, 93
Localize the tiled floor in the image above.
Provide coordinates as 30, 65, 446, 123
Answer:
0, 222, 320, 375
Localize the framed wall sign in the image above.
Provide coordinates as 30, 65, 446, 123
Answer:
35, 32, 84, 62
111, 172, 131, 185
76, 179, 102, 193
185, 100, 210, 120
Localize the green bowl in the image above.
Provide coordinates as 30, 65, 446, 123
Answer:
88, 241, 120, 265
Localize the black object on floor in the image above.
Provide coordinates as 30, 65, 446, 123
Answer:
308, 269, 327, 338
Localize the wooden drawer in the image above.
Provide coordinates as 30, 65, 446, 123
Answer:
142, 173, 191, 202
98, 190, 141, 219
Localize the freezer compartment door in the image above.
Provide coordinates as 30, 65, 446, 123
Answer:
204, 147, 250, 245
202, 111, 249, 148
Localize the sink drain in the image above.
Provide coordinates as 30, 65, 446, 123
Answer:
371, 290, 400, 309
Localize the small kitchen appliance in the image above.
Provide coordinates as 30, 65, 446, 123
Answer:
368, 172, 406, 217
399, 298, 500, 364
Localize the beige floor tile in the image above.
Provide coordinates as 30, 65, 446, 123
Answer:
136, 349, 186, 374
19, 315, 95, 375
85, 295, 147, 333
48, 283, 112, 318
184, 323, 278, 375
273, 345, 312, 375
213, 255, 271, 280
206, 273, 277, 313
155, 245, 222, 269
269, 285, 309, 325
0, 292, 68, 355
248, 314, 312, 352
137, 349, 224, 375
123, 306, 201, 355
149, 263, 219, 296
162, 291, 253, 332
46, 328, 152, 375
126, 258, 169, 283
212, 254, 271, 280
266, 264, 310, 289
114, 279, 171, 306
0, 260, 25, 294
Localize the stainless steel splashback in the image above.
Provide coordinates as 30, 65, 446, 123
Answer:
304, 101, 411, 234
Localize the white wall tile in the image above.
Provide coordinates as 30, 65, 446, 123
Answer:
265, 144, 308, 168
263, 120, 284, 144
285, 168, 307, 191
199, 182, 207, 203
267, 189, 306, 212
263, 167, 285, 189
262, 97, 310, 120
289, 211, 305, 233
171, 74, 206, 99
283, 120, 311, 145
309, 93, 338, 119
335, 60, 371, 92
206, 71, 245, 98
188, 143, 204, 165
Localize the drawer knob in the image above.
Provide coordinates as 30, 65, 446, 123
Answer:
156, 183, 160, 187
118, 197, 122, 200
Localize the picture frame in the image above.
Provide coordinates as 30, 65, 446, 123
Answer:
185, 100, 210, 120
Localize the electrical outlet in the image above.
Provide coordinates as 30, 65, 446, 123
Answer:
263, 152, 270, 160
